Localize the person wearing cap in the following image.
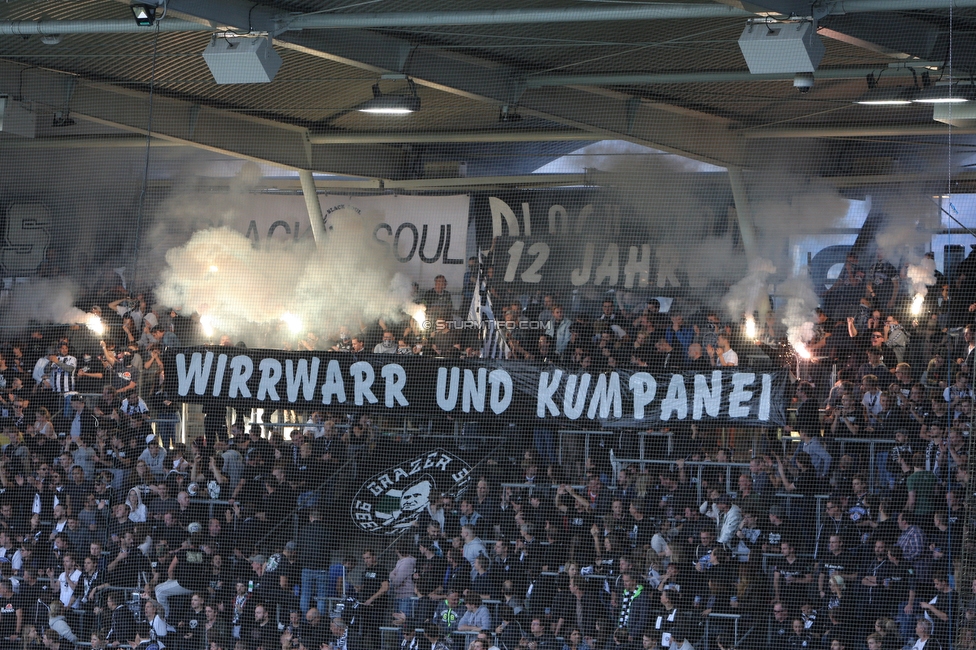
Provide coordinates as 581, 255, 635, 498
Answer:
242, 553, 276, 612
57, 395, 98, 442
154, 531, 211, 618
139, 436, 167, 479
713, 494, 743, 547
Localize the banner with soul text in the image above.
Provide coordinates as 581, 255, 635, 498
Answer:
183, 192, 470, 290
164, 348, 788, 428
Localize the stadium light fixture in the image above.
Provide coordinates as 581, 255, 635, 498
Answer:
913, 83, 974, 104
130, 4, 157, 27
358, 82, 421, 115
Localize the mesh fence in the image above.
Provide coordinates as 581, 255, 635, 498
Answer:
0, 2, 973, 650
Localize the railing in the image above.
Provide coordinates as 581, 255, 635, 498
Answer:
377, 612, 752, 650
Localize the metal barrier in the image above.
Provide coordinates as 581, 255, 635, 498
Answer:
555, 430, 675, 468
608, 456, 753, 503
701, 613, 750, 650
833, 437, 896, 489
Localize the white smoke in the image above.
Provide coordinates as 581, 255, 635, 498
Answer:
0, 278, 89, 329
779, 272, 821, 347
906, 255, 937, 296
722, 257, 777, 320
154, 212, 417, 346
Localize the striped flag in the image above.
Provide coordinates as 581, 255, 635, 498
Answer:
468, 254, 511, 359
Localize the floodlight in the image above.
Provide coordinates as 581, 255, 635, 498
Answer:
130, 4, 156, 27
358, 83, 421, 114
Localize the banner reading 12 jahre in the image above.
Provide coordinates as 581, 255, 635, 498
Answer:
164, 348, 788, 428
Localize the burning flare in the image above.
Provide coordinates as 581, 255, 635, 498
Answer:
911, 293, 925, 316
793, 341, 812, 359
200, 314, 216, 339
744, 315, 757, 340
280, 312, 303, 335
85, 314, 105, 336
406, 304, 427, 328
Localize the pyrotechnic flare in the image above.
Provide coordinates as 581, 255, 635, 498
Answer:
406, 304, 427, 328
744, 315, 757, 340
200, 314, 216, 339
793, 341, 812, 359
85, 313, 104, 336
911, 293, 925, 316
281, 312, 303, 335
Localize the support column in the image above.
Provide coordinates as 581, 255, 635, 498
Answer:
299, 170, 328, 246
727, 165, 757, 260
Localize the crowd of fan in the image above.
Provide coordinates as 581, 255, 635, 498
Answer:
0, 246, 972, 650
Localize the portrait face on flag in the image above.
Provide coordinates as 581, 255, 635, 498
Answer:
350, 450, 473, 535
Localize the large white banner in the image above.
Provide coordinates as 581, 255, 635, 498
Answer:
323, 195, 469, 289
202, 193, 470, 290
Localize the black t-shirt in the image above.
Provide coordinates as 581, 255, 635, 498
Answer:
820, 551, 852, 583
360, 563, 388, 602
179, 607, 207, 650
0, 593, 21, 638
176, 547, 210, 592
108, 547, 150, 587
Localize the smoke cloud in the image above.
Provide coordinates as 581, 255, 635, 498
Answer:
0, 278, 87, 330
154, 213, 415, 347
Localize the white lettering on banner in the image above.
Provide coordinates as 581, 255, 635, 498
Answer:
489, 196, 522, 238
728, 373, 755, 418
570, 243, 595, 286
436, 367, 460, 411
381, 364, 409, 408
593, 244, 620, 287
656, 246, 681, 288
177, 351, 214, 396
624, 245, 651, 288
487, 197, 688, 289
321, 359, 346, 405
504, 241, 524, 283
629, 373, 657, 419
286, 358, 320, 402
660, 375, 688, 421
227, 356, 253, 399
587, 372, 622, 419
548, 204, 567, 234
760, 373, 772, 421
563, 374, 591, 420
170, 351, 779, 423
537, 370, 563, 417
350, 361, 378, 406
461, 368, 487, 413
693, 371, 722, 420
488, 369, 513, 414
257, 359, 282, 401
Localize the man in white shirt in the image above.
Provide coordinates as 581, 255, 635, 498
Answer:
57, 553, 82, 609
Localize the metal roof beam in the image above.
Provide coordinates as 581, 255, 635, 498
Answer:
740, 124, 976, 137
278, 28, 745, 167
309, 131, 605, 144
0, 62, 408, 178
4, 0, 976, 34
525, 67, 906, 88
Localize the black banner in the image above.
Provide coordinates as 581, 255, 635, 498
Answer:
351, 448, 473, 535
164, 348, 788, 428
469, 187, 734, 294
